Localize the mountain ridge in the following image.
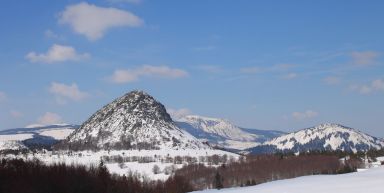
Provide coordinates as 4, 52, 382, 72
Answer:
248, 123, 384, 154
175, 115, 284, 150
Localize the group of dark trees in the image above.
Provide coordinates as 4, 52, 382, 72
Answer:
102, 154, 232, 166
174, 153, 362, 190
0, 159, 192, 193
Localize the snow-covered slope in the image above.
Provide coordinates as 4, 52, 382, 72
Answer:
249, 123, 384, 154
61, 90, 208, 150
0, 124, 77, 151
176, 115, 284, 150
191, 166, 384, 193
0, 141, 27, 151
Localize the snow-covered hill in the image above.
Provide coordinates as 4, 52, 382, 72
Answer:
191, 166, 384, 193
249, 123, 384, 154
60, 90, 208, 151
0, 124, 77, 151
176, 115, 284, 150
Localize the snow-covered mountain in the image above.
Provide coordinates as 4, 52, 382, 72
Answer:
248, 123, 384, 154
176, 115, 284, 150
59, 90, 208, 151
0, 124, 78, 151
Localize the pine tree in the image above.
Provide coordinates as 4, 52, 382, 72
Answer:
214, 171, 224, 189
98, 159, 110, 193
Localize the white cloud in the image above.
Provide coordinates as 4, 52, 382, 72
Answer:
351, 51, 379, 66
109, 65, 188, 84
283, 73, 298, 80
10, 110, 23, 118
26, 44, 89, 63
324, 76, 341, 85
0, 92, 6, 102
37, 112, 64, 125
49, 82, 89, 104
59, 2, 143, 40
350, 79, 384, 94
167, 108, 192, 120
292, 110, 318, 121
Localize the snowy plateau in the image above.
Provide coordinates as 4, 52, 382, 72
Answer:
0, 124, 77, 150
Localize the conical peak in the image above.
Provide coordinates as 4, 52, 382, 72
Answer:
115, 90, 172, 123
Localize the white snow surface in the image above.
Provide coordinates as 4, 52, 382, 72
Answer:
0, 124, 77, 150
0, 133, 34, 141
39, 128, 76, 140
0, 141, 27, 150
265, 123, 384, 152
191, 166, 384, 193
178, 115, 262, 150
180, 115, 258, 142
221, 140, 260, 150
0, 134, 33, 150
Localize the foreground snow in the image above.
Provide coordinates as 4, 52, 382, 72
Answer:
191, 166, 384, 193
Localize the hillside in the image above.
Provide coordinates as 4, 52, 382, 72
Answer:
59, 90, 208, 150
249, 123, 384, 154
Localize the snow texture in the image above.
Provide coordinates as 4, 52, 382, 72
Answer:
65, 91, 208, 150
191, 166, 384, 193
0, 124, 77, 150
261, 123, 384, 153
176, 115, 283, 150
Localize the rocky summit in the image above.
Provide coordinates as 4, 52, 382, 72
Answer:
58, 90, 207, 151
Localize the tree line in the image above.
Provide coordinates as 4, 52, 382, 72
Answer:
0, 158, 192, 193
174, 154, 362, 190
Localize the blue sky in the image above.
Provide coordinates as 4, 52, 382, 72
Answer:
1, 0, 384, 137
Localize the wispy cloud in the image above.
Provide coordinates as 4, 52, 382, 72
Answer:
292, 110, 318, 121
10, 110, 23, 118
26, 44, 89, 63
350, 51, 379, 66
108, 65, 188, 84
349, 79, 384, 94
59, 2, 143, 41
44, 29, 63, 40
37, 112, 64, 125
49, 82, 89, 104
